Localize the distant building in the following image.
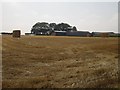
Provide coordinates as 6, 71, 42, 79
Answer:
100, 33, 109, 37
25, 33, 34, 36
66, 31, 90, 37
1, 32, 12, 35
31, 30, 49, 35
91, 32, 101, 37
109, 32, 120, 37
51, 31, 66, 36
91, 32, 114, 37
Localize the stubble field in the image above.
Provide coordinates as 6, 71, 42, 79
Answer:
2, 35, 119, 88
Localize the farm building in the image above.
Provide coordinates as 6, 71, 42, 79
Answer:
91, 32, 101, 37
31, 30, 50, 35
25, 33, 34, 36
66, 31, 90, 37
13, 30, 21, 38
1, 32, 12, 35
51, 31, 67, 36
100, 33, 109, 37
91, 32, 114, 37
109, 33, 120, 37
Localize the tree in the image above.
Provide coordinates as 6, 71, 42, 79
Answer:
31, 22, 77, 35
49, 23, 56, 29
54, 23, 72, 31
31, 22, 50, 34
73, 26, 77, 31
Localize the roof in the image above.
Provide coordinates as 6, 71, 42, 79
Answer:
1, 32, 12, 34
69, 31, 90, 33
54, 31, 66, 33
92, 32, 114, 34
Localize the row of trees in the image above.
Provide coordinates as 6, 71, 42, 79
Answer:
31, 22, 77, 35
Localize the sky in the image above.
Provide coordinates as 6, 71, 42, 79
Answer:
2, 1, 118, 35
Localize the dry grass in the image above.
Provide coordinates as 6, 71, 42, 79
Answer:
2, 35, 119, 88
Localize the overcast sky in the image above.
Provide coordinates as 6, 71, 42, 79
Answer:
2, 2, 118, 34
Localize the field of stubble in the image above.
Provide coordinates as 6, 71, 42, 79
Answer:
2, 35, 119, 88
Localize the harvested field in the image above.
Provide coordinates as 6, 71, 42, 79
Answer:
2, 35, 119, 88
